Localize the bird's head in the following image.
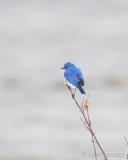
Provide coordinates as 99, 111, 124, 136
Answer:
61, 62, 74, 70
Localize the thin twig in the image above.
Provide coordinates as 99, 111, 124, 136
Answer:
91, 135, 97, 160
124, 137, 128, 147
80, 117, 91, 132
124, 137, 128, 159
67, 86, 108, 160
86, 107, 91, 127
86, 107, 97, 160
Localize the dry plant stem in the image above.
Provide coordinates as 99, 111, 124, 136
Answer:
80, 117, 91, 132
124, 137, 128, 159
92, 135, 97, 160
124, 137, 128, 147
87, 108, 97, 160
67, 86, 108, 160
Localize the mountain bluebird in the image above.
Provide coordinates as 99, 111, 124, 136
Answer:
61, 62, 86, 94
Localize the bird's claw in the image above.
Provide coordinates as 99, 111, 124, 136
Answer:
66, 84, 70, 89
66, 84, 75, 99
72, 93, 75, 99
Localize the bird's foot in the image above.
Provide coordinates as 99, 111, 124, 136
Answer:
72, 94, 75, 99
66, 84, 70, 90
71, 88, 76, 99
66, 84, 75, 99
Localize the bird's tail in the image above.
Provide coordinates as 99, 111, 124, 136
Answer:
77, 82, 86, 94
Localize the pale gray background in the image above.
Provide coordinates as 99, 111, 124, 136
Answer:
0, 0, 128, 160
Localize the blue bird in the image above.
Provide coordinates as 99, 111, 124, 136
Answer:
61, 62, 86, 94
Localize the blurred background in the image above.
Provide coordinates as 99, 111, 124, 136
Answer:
0, 0, 128, 160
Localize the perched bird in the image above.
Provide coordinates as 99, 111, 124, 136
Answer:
61, 62, 86, 94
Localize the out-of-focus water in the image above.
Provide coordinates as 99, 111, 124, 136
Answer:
0, 0, 128, 160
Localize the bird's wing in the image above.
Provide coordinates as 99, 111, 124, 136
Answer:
77, 72, 85, 86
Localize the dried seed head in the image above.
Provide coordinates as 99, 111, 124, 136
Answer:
84, 102, 91, 110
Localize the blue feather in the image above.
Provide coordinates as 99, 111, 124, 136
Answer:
62, 62, 86, 94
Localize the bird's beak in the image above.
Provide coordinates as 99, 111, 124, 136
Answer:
61, 67, 65, 69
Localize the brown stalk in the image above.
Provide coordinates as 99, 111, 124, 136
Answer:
86, 107, 97, 160
67, 86, 108, 160
124, 137, 128, 159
